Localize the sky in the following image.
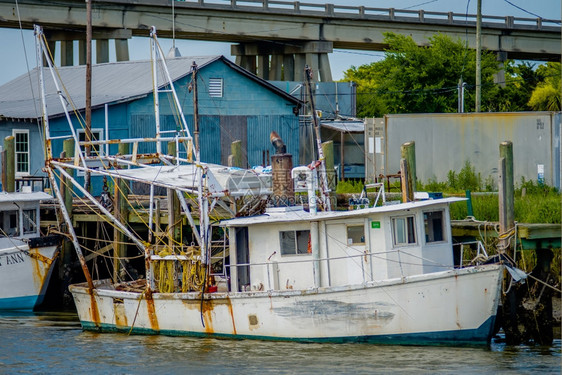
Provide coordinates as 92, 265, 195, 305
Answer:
0, 0, 560, 86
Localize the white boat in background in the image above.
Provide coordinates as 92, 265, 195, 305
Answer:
0, 191, 59, 311
35, 26, 505, 345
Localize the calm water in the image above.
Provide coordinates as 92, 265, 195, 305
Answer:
0, 312, 560, 374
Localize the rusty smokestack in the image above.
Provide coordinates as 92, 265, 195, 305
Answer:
270, 131, 286, 154
270, 131, 293, 206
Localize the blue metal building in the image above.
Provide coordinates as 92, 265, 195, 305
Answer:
0, 55, 302, 194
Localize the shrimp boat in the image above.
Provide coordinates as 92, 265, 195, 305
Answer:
0, 190, 59, 310
36, 26, 504, 345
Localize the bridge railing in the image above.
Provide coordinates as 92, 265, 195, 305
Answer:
176, 0, 560, 31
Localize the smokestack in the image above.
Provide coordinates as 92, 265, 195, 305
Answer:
270, 132, 293, 206
270, 131, 286, 154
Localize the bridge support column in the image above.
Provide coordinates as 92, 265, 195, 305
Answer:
115, 39, 130, 62
45, 29, 132, 67
60, 40, 74, 66
494, 51, 508, 87
257, 54, 270, 80
232, 40, 333, 82
96, 39, 110, 64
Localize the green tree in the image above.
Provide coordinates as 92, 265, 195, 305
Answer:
343, 32, 500, 117
486, 61, 543, 112
528, 62, 561, 111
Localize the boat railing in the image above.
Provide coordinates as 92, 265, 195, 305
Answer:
226, 249, 456, 292
453, 240, 489, 268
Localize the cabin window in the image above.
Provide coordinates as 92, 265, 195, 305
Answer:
13, 130, 30, 176
77, 129, 104, 156
347, 225, 365, 245
279, 230, 310, 255
424, 210, 445, 243
1, 210, 19, 237
392, 216, 416, 246
23, 209, 37, 235
209, 78, 223, 98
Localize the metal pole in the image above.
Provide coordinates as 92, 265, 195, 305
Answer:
150, 27, 162, 155
304, 66, 332, 210
85, 0, 92, 190
475, 0, 482, 112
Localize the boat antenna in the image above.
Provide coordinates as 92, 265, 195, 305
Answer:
304, 66, 331, 211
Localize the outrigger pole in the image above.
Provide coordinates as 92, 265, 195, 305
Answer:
34, 25, 95, 290
304, 66, 332, 211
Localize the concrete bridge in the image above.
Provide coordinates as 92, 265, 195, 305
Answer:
1, 0, 560, 81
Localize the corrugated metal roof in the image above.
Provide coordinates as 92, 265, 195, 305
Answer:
0, 56, 221, 120
0, 191, 53, 203
321, 119, 364, 133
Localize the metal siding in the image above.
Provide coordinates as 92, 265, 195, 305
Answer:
384, 112, 560, 186
199, 116, 221, 164
247, 115, 300, 168
220, 116, 247, 166
553, 112, 561, 189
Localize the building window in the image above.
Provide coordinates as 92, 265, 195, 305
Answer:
77, 129, 103, 156
347, 225, 365, 245
392, 216, 416, 246
424, 210, 444, 243
279, 230, 310, 255
209, 78, 223, 98
22, 209, 37, 235
13, 130, 30, 176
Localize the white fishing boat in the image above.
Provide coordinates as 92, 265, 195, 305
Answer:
0, 190, 59, 310
35, 26, 505, 345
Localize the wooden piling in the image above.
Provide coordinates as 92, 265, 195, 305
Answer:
400, 141, 416, 194
499, 141, 514, 253
113, 142, 129, 281
1, 150, 6, 192
167, 141, 181, 246
4, 136, 15, 192
322, 140, 336, 190
230, 140, 243, 168
62, 139, 75, 212
400, 158, 412, 203
60, 139, 75, 283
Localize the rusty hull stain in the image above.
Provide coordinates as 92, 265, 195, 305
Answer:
113, 298, 128, 328
145, 289, 160, 332
201, 299, 215, 334
88, 289, 101, 328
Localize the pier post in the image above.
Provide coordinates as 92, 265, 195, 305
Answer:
60, 139, 75, 290
113, 142, 130, 281
230, 140, 243, 168
3, 136, 15, 192
400, 158, 411, 203
498, 141, 514, 253
400, 141, 416, 194
167, 141, 181, 246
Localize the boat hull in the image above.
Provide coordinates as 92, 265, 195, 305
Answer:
70, 264, 503, 345
0, 242, 59, 311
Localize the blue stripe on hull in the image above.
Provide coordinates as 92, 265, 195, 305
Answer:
80, 316, 497, 346
0, 295, 39, 311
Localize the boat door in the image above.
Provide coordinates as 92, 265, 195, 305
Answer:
235, 227, 250, 291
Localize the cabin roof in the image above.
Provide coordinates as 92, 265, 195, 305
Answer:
220, 197, 465, 226
0, 56, 300, 120
0, 191, 53, 203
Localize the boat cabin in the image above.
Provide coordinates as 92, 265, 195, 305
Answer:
0, 191, 50, 240
222, 198, 462, 292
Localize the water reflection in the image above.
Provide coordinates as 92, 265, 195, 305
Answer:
0, 312, 560, 374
